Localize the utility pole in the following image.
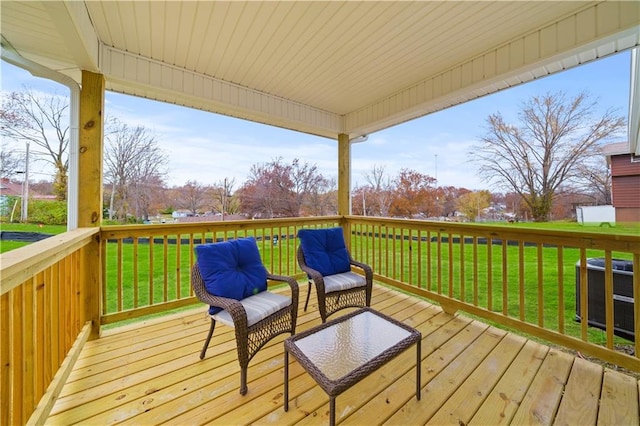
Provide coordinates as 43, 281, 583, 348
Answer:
21, 141, 30, 222
362, 187, 366, 216
434, 154, 438, 188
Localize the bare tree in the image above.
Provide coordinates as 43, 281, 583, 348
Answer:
364, 164, 393, 216
288, 158, 329, 216
574, 155, 612, 205
0, 141, 23, 179
104, 118, 168, 222
175, 180, 209, 215
239, 157, 292, 218
304, 177, 336, 216
474, 91, 624, 221
238, 157, 330, 218
0, 87, 69, 199
211, 177, 238, 219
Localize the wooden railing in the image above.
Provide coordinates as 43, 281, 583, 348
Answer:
344, 216, 640, 371
98, 217, 341, 324
0, 228, 100, 426
2, 217, 639, 424
100, 216, 640, 370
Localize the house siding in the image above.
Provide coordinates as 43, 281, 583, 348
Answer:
612, 176, 640, 208
609, 153, 640, 223
610, 154, 640, 176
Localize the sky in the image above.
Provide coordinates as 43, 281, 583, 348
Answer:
1, 50, 632, 192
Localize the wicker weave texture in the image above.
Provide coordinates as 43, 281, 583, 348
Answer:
191, 263, 298, 394
297, 244, 373, 322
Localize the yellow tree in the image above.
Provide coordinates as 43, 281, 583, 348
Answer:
456, 190, 492, 222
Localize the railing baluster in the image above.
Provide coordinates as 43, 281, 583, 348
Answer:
579, 248, 588, 341
557, 247, 564, 334
473, 236, 478, 306
163, 235, 168, 303
437, 231, 442, 294
460, 234, 465, 302
133, 238, 139, 308
502, 241, 508, 315
604, 250, 614, 349
487, 238, 493, 312
518, 241, 525, 321
149, 235, 154, 305
448, 233, 453, 297
537, 243, 544, 327
176, 234, 181, 300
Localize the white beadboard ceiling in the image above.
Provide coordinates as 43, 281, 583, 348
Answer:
2, 1, 639, 139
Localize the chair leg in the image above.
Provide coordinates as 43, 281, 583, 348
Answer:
240, 367, 248, 395
304, 280, 313, 311
200, 318, 216, 359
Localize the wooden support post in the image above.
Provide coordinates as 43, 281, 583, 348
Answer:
337, 133, 351, 246
337, 133, 351, 216
78, 70, 104, 339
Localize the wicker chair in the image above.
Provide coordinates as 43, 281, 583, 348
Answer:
191, 249, 298, 395
297, 228, 373, 323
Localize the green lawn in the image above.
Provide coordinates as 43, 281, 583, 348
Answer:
492, 220, 639, 235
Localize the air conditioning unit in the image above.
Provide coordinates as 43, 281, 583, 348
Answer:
575, 258, 635, 341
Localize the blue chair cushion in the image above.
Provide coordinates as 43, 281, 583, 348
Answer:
298, 227, 351, 276
195, 237, 268, 314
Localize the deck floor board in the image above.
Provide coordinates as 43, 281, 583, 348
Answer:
48, 284, 640, 425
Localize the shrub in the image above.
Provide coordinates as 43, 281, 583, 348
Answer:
27, 199, 67, 225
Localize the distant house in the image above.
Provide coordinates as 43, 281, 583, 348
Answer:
0, 178, 24, 197
602, 142, 640, 223
171, 210, 192, 219
0, 178, 56, 217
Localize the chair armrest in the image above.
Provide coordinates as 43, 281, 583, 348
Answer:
198, 292, 249, 325
349, 258, 373, 279
196, 292, 242, 313
267, 273, 299, 299
298, 264, 324, 282
296, 246, 326, 286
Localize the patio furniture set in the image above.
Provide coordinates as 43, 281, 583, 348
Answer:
191, 227, 422, 425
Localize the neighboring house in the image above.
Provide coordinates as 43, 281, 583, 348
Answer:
602, 142, 640, 223
0, 178, 24, 197
0, 178, 56, 217
175, 213, 247, 223
171, 210, 192, 219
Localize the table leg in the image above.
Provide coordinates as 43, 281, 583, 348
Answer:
284, 350, 289, 411
416, 339, 421, 400
330, 396, 336, 426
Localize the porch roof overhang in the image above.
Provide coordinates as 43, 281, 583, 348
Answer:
1, 1, 639, 142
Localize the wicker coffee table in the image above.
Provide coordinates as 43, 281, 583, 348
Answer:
284, 307, 421, 425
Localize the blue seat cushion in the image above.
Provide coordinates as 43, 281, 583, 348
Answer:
195, 237, 268, 314
298, 227, 351, 276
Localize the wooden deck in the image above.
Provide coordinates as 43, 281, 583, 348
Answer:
47, 284, 640, 425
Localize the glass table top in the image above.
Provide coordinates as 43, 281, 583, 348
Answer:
292, 310, 412, 381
